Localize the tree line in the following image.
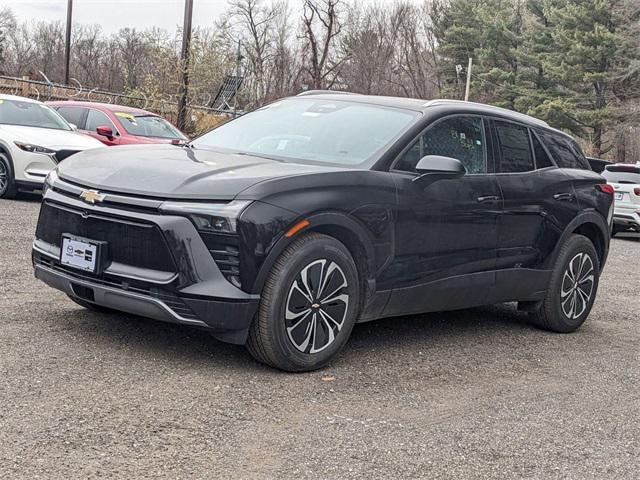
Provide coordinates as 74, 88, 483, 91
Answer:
0, 0, 639, 160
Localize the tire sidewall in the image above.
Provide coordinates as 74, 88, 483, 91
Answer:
262, 236, 360, 371
547, 235, 600, 332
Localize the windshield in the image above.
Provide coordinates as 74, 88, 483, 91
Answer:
603, 169, 640, 184
115, 112, 186, 140
0, 98, 71, 130
192, 98, 419, 166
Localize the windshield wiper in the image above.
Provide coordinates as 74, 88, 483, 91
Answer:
233, 151, 285, 162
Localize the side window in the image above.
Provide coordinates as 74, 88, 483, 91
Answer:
395, 116, 486, 174
494, 121, 534, 173
537, 130, 590, 170
56, 107, 85, 129
85, 109, 116, 133
531, 131, 554, 168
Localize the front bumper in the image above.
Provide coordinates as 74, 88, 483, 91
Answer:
613, 206, 640, 231
32, 185, 259, 345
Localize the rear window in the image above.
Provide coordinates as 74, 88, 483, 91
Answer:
56, 106, 85, 128
494, 121, 534, 173
602, 168, 640, 184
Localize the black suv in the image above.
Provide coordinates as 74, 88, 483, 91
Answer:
33, 94, 613, 371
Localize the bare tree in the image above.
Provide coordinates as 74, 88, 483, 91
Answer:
301, 0, 344, 90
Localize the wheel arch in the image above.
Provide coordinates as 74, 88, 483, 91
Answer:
249, 211, 377, 303
0, 140, 15, 168
551, 211, 610, 271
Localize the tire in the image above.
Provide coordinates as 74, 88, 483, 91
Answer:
246, 232, 360, 372
66, 294, 115, 313
0, 153, 17, 199
530, 234, 600, 333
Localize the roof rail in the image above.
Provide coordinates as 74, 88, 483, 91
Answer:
423, 99, 549, 127
296, 90, 357, 97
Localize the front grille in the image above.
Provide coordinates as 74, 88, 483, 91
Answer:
36, 201, 175, 272
199, 232, 241, 288
54, 150, 80, 162
35, 253, 198, 320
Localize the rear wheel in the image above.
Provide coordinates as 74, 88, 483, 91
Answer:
246, 232, 360, 372
531, 234, 600, 333
0, 153, 17, 199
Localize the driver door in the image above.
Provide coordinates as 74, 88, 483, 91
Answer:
383, 115, 502, 316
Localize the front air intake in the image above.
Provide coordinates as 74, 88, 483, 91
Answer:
198, 232, 241, 288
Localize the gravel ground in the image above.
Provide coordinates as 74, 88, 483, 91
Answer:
0, 196, 639, 479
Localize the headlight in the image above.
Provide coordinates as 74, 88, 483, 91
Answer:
42, 169, 58, 196
159, 200, 252, 233
14, 141, 56, 156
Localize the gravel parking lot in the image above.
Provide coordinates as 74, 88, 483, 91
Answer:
1, 196, 638, 479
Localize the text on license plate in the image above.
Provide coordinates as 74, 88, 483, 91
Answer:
614, 193, 624, 201
60, 237, 97, 272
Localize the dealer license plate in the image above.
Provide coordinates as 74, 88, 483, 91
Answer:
60, 237, 98, 272
614, 193, 623, 201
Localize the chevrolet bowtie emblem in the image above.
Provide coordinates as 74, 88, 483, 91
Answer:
79, 189, 106, 204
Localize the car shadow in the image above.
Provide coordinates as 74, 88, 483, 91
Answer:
5, 192, 43, 202
614, 232, 640, 242
59, 301, 536, 372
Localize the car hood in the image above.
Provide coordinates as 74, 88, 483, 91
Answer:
1, 125, 105, 150
56, 144, 343, 200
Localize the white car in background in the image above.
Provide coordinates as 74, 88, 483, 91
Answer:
0, 94, 104, 198
602, 163, 640, 236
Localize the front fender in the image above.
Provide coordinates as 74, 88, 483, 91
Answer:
240, 203, 394, 296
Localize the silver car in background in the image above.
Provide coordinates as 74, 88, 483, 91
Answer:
603, 163, 640, 236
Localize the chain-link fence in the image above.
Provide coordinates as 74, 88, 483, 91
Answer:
0, 75, 235, 136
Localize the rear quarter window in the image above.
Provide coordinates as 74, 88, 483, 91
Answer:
537, 129, 590, 170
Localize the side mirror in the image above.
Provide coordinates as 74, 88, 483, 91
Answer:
69, 123, 78, 131
96, 125, 114, 138
413, 155, 466, 185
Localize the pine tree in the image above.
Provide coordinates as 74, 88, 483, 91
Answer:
528, 0, 634, 155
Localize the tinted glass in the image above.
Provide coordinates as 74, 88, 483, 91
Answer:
85, 109, 115, 132
538, 130, 590, 169
494, 121, 534, 173
0, 99, 70, 130
56, 106, 85, 128
193, 98, 418, 166
602, 169, 640, 184
395, 116, 486, 174
531, 132, 554, 168
116, 113, 185, 140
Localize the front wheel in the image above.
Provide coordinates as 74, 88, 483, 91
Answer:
530, 234, 600, 333
246, 232, 360, 372
0, 153, 17, 199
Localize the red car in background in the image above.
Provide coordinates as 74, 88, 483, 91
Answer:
46, 101, 188, 146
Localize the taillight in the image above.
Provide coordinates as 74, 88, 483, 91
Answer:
596, 184, 614, 195
634, 187, 640, 196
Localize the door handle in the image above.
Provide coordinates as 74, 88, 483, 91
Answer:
476, 195, 501, 203
553, 193, 575, 202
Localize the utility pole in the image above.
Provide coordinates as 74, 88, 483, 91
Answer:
177, 0, 193, 131
464, 57, 473, 102
234, 40, 243, 118
63, 0, 73, 84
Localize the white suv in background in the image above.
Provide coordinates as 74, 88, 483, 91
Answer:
603, 163, 640, 236
0, 94, 104, 198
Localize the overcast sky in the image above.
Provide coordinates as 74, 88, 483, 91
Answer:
1, 0, 409, 33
